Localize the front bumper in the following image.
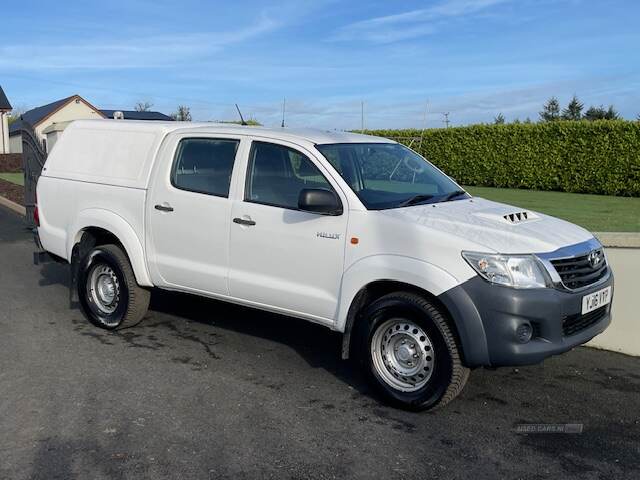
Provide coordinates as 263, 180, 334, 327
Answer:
438, 271, 613, 367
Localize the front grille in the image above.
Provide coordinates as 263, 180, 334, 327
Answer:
562, 306, 608, 336
550, 249, 608, 290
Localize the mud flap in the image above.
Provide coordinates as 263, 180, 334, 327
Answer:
70, 232, 99, 308
33, 250, 54, 265
69, 247, 80, 308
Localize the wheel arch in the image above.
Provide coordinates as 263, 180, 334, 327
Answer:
338, 255, 488, 366
67, 209, 153, 287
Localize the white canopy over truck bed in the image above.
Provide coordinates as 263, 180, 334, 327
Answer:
44, 120, 175, 189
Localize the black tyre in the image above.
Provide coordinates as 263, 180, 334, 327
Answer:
77, 244, 150, 330
355, 291, 469, 411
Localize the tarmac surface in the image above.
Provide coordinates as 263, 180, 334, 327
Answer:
1, 205, 638, 479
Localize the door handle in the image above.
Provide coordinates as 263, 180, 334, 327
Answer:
233, 217, 256, 226
155, 204, 174, 212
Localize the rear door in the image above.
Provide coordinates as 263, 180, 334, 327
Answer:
147, 134, 246, 295
228, 139, 348, 322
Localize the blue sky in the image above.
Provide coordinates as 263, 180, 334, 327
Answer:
1, 0, 639, 129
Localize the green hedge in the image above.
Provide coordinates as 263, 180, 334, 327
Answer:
364, 120, 640, 197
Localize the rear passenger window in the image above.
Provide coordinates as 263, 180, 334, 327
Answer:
172, 138, 239, 197
245, 141, 335, 210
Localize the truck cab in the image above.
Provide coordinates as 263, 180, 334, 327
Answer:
35, 120, 613, 410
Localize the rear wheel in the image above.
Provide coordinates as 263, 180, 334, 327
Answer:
77, 244, 150, 330
356, 292, 469, 411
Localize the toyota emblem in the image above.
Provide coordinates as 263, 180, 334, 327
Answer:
588, 250, 602, 268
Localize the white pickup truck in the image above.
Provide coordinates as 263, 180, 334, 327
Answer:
34, 120, 613, 410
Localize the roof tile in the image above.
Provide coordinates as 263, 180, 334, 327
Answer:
0, 86, 12, 111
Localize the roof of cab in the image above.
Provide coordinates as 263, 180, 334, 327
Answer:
66, 119, 396, 145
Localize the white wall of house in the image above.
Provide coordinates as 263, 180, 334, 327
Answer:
9, 134, 22, 154
45, 130, 61, 152
0, 112, 9, 154
34, 99, 103, 151
43, 123, 70, 153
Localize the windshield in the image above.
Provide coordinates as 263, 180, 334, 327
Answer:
316, 143, 468, 210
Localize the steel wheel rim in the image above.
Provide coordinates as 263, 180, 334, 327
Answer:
371, 318, 435, 392
87, 263, 120, 321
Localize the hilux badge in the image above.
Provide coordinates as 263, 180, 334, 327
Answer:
317, 232, 340, 240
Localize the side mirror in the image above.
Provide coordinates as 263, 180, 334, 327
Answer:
298, 188, 342, 215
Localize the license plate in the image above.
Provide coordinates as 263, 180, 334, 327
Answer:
581, 286, 612, 315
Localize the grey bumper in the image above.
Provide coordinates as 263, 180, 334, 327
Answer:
437, 273, 613, 368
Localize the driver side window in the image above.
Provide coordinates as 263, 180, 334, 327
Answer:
245, 141, 336, 210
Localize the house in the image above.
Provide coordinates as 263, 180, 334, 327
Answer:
0, 85, 11, 154
9, 95, 105, 153
9, 94, 172, 153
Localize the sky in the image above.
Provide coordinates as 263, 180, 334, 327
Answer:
1, 0, 639, 129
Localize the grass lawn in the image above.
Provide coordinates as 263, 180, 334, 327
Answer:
465, 186, 640, 233
0, 173, 24, 186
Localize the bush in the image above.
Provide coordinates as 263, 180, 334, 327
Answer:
364, 120, 640, 197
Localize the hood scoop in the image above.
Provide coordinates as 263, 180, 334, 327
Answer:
473, 209, 540, 225
503, 211, 536, 224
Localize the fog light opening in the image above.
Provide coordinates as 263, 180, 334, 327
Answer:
516, 322, 533, 344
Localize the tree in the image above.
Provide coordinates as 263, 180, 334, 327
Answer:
561, 95, 584, 120
493, 113, 505, 125
583, 105, 606, 120
171, 105, 192, 121
134, 101, 153, 112
6, 105, 26, 125
539, 97, 560, 121
7, 113, 21, 125
583, 105, 619, 121
523, 117, 533, 124
605, 105, 620, 120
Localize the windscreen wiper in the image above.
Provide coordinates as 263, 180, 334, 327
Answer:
440, 190, 468, 202
399, 194, 435, 207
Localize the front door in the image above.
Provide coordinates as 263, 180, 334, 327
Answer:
228, 140, 347, 322
147, 135, 244, 295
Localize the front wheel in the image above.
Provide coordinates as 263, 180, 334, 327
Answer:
77, 244, 150, 330
355, 292, 469, 411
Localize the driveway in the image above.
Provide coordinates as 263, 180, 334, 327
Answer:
0, 205, 638, 479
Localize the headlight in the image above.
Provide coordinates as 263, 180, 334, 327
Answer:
462, 252, 548, 289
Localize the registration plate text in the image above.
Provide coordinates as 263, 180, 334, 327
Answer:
581, 286, 612, 315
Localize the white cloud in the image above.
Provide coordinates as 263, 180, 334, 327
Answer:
331, 0, 510, 44
0, 14, 279, 70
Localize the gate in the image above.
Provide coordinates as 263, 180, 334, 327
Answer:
19, 123, 47, 228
